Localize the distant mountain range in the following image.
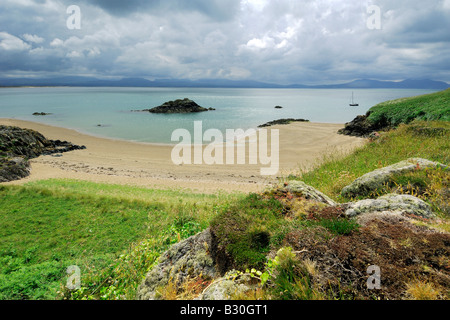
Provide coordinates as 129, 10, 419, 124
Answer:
0, 77, 448, 89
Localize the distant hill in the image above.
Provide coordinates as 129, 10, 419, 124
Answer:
0, 76, 448, 89
311, 79, 450, 90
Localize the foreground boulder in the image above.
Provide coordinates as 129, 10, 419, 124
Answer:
143, 98, 211, 114
136, 229, 218, 300
344, 193, 435, 219
341, 158, 448, 198
196, 270, 255, 300
283, 180, 337, 206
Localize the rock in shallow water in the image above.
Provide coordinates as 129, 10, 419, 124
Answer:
144, 98, 211, 114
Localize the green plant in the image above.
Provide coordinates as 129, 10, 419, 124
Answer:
261, 247, 324, 300
210, 193, 291, 270
313, 218, 360, 236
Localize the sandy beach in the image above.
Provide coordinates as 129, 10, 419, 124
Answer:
0, 118, 365, 193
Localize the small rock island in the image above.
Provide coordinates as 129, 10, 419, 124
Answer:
33, 112, 52, 116
258, 118, 309, 128
140, 98, 214, 114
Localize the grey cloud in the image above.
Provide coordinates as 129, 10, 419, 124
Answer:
0, 0, 448, 84
74, 0, 241, 21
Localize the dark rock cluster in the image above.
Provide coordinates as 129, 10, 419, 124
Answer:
338, 111, 390, 137
258, 118, 309, 128
140, 98, 213, 114
0, 125, 86, 182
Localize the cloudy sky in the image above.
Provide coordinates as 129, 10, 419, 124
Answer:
1, 0, 449, 84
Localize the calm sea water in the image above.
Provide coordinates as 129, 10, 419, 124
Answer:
0, 87, 438, 144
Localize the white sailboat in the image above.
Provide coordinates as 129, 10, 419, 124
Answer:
349, 91, 359, 106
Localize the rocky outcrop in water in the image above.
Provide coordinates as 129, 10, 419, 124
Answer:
258, 118, 309, 128
33, 112, 52, 116
0, 125, 86, 182
141, 98, 211, 114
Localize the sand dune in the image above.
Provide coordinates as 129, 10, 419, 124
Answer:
0, 118, 365, 193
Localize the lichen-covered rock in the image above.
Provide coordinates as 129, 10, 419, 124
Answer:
136, 229, 218, 300
284, 181, 337, 206
196, 271, 254, 300
344, 193, 435, 219
341, 158, 448, 197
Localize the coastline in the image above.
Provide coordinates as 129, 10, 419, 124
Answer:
0, 118, 365, 193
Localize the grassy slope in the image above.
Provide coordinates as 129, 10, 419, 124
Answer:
0, 181, 243, 299
367, 88, 450, 126
299, 120, 449, 202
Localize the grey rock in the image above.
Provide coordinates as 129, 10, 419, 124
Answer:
197, 271, 253, 300
344, 193, 435, 219
284, 181, 337, 206
341, 158, 448, 197
136, 229, 219, 300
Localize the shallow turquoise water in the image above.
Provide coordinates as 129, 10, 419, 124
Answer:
0, 87, 437, 144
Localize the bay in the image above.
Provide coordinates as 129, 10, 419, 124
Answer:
0, 87, 438, 144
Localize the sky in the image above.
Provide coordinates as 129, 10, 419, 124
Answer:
0, 0, 449, 85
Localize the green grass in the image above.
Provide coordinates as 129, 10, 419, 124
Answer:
303, 218, 360, 236
296, 120, 450, 203
367, 88, 450, 126
0, 180, 244, 299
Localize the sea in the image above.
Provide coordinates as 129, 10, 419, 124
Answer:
0, 87, 438, 144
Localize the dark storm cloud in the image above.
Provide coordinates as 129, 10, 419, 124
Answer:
76, 0, 241, 21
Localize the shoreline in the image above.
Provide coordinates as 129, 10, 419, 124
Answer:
0, 118, 366, 193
